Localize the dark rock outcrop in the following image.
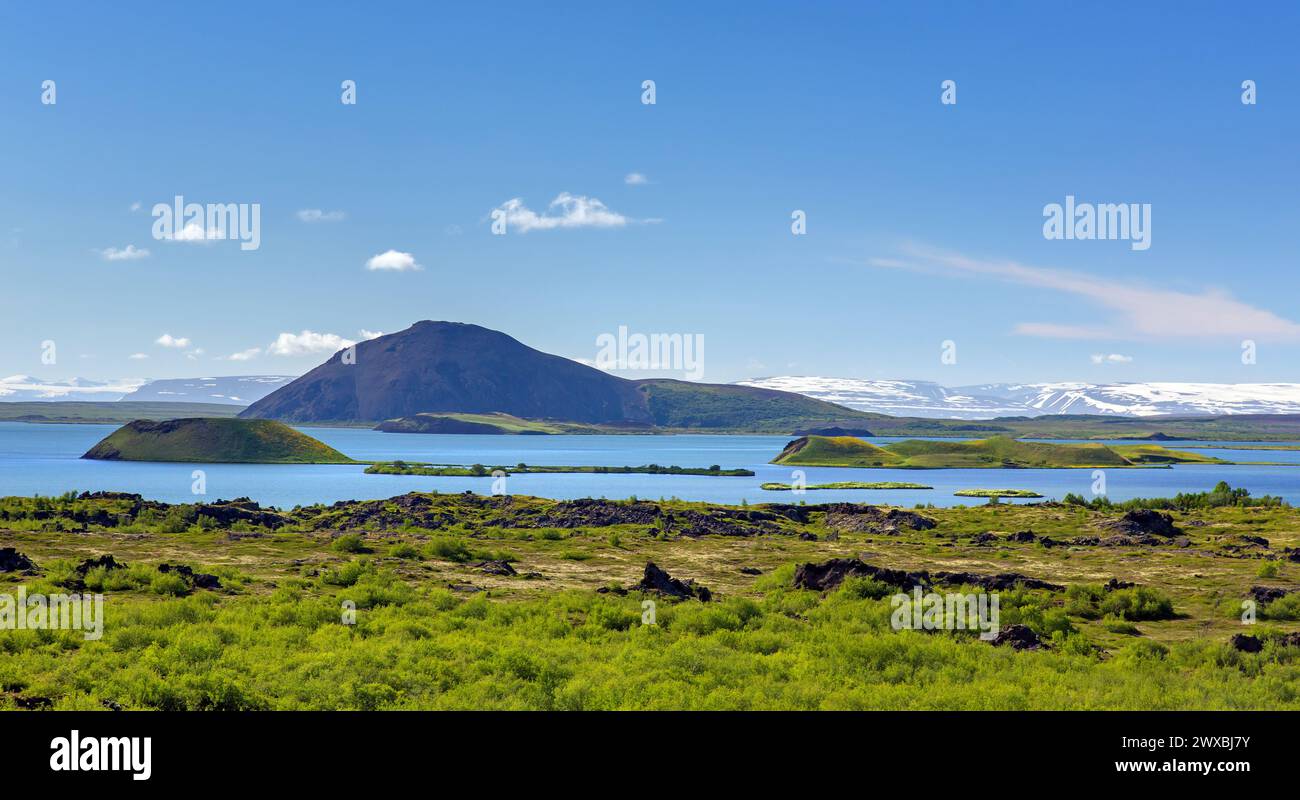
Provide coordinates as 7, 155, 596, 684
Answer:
1231, 633, 1264, 653
633, 562, 711, 602
158, 563, 222, 590
1247, 586, 1292, 605
791, 557, 1061, 593
0, 547, 37, 574
820, 505, 936, 534
1104, 510, 1181, 538
474, 560, 517, 577
989, 624, 1045, 650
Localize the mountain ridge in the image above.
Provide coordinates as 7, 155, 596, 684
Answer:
738, 377, 1300, 419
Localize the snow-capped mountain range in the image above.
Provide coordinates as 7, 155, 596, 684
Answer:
0, 375, 295, 405
737, 377, 1300, 419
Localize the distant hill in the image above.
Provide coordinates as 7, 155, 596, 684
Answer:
0, 375, 144, 402
772, 435, 1227, 469
0, 401, 241, 424
375, 412, 614, 435
123, 375, 296, 405
242, 321, 874, 432
740, 377, 1300, 419
82, 418, 355, 463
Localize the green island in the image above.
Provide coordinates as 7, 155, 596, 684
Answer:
760, 481, 934, 491
954, 489, 1045, 499
80, 418, 357, 464
366, 461, 754, 477
772, 435, 1242, 469
1, 480, 1297, 710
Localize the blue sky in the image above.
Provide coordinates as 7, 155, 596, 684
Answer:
1, 1, 1297, 388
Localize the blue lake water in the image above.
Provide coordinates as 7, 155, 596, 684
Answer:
0, 421, 1297, 508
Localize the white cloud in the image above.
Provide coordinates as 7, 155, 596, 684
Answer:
1091, 353, 1134, 364
297, 209, 346, 223
359, 329, 384, 340
128, 353, 149, 360
492, 193, 654, 233
184, 348, 205, 361
129, 201, 142, 213
871, 244, 1300, 341
160, 222, 218, 243
222, 347, 262, 361
155, 333, 191, 349
267, 330, 356, 356
624, 172, 648, 185
365, 250, 422, 271
100, 244, 150, 261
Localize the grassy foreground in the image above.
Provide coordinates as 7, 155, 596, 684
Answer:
1, 486, 1298, 710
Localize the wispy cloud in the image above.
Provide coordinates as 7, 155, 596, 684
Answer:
222, 347, 262, 361
155, 333, 191, 349
1091, 353, 1134, 364
161, 221, 218, 243
365, 250, 421, 271
870, 244, 1300, 341
128, 352, 149, 360
297, 209, 346, 223
491, 193, 656, 233
100, 244, 150, 261
624, 173, 648, 186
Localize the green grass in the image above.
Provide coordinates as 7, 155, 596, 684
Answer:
761, 481, 934, 490
81, 418, 356, 464
2, 486, 1299, 710
774, 435, 1235, 469
954, 489, 1045, 499
771, 436, 905, 467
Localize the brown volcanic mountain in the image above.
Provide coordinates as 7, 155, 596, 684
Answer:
239, 321, 873, 430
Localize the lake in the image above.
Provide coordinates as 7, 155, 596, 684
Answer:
0, 421, 1297, 508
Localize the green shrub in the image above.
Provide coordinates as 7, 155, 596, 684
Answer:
150, 572, 190, 597
332, 534, 368, 554
425, 538, 472, 563
388, 543, 421, 559
1257, 561, 1281, 579
1100, 587, 1175, 621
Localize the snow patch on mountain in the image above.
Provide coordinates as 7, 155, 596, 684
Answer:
123, 376, 297, 405
0, 376, 147, 401
737, 377, 1300, 419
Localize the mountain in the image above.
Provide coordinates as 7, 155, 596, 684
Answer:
739, 377, 1026, 418
123, 376, 296, 405
241, 321, 872, 431
0, 375, 145, 402
738, 377, 1300, 419
81, 418, 354, 463
0, 375, 294, 405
